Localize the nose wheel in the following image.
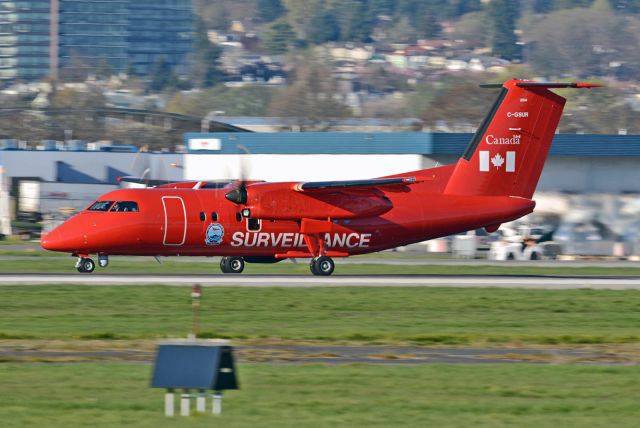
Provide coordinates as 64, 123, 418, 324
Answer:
310, 256, 335, 276
220, 256, 245, 274
76, 257, 95, 273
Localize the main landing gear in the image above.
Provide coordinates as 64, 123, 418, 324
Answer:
309, 256, 335, 276
220, 256, 245, 274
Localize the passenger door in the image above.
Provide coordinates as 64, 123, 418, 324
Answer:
161, 196, 186, 246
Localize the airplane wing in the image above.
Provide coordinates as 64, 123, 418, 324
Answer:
117, 176, 234, 189
294, 177, 418, 192
117, 176, 177, 186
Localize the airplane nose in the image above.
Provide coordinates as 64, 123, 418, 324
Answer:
41, 225, 82, 252
40, 228, 62, 251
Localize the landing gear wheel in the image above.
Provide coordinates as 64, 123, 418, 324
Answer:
220, 256, 245, 274
310, 256, 335, 276
77, 258, 95, 273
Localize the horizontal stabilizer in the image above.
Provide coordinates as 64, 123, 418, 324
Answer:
480, 82, 602, 89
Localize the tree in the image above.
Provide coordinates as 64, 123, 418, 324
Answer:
530, 0, 554, 13
445, 0, 482, 19
368, 0, 396, 18
336, 0, 373, 42
307, 8, 340, 44
95, 58, 114, 79
166, 86, 275, 117
525, 4, 640, 78
47, 87, 107, 141
487, 0, 521, 60
453, 11, 489, 49
413, 6, 441, 39
282, 0, 324, 38
191, 19, 224, 88
395, 0, 442, 39
268, 56, 351, 128
210, 6, 231, 30
149, 58, 178, 92
256, 0, 285, 22
408, 75, 503, 128
264, 18, 295, 54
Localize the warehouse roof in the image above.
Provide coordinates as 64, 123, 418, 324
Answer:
184, 132, 432, 154
185, 132, 640, 156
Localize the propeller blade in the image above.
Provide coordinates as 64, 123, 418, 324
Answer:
225, 144, 252, 204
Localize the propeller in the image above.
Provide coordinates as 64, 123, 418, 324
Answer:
127, 145, 152, 188
225, 144, 251, 205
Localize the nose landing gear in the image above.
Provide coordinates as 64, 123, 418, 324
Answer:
310, 256, 335, 276
76, 257, 95, 273
220, 256, 245, 274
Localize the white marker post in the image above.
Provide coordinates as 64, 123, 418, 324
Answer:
180, 392, 190, 416
164, 389, 175, 417
196, 390, 206, 413
212, 392, 222, 415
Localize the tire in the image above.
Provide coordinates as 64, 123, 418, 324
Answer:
530, 252, 540, 261
219, 256, 229, 273
78, 258, 95, 273
310, 256, 334, 276
221, 256, 244, 274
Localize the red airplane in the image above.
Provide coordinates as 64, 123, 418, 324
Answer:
41, 79, 600, 275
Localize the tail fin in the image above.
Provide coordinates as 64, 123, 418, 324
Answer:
443, 80, 601, 198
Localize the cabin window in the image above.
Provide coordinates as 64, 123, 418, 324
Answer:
199, 212, 206, 221
236, 212, 242, 222
88, 201, 114, 212
211, 212, 218, 221
247, 218, 261, 232
111, 201, 139, 212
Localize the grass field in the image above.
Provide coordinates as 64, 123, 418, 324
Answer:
1, 362, 639, 428
2, 284, 640, 427
1, 285, 640, 345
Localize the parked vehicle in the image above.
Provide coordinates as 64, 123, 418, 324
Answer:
452, 229, 497, 258
553, 221, 618, 256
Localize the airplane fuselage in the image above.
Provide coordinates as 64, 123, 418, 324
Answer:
42, 171, 534, 259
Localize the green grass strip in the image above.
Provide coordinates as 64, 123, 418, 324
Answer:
1, 285, 639, 345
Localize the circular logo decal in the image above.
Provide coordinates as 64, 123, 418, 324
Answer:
205, 223, 224, 246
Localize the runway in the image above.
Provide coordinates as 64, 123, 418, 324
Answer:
2, 273, 640, 289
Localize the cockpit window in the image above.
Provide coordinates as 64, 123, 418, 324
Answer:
111, 201, 139, 212
88, 201, 114, 211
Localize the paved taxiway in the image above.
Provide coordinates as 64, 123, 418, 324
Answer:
2, 255, 640, 268
2, 273, 640, 289
0, 344, 629, 365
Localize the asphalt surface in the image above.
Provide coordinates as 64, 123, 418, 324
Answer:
2, 273, 640, 289
0, 343, 631, 365
2, 254, 640, 267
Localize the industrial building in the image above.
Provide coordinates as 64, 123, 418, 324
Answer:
57, 0, 129, 74
0, 0, 193, 81
0, 0, 51, 80
127, 0, 193, 76
1, 132, 639, 229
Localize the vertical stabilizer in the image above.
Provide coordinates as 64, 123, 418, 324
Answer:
444, 80, 600, 198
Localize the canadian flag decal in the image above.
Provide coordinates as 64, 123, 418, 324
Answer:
479, 151, 516, 172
